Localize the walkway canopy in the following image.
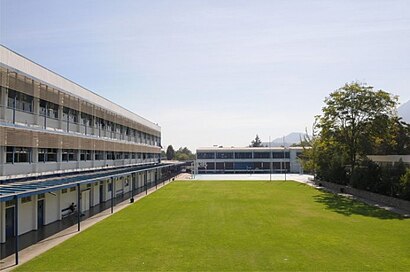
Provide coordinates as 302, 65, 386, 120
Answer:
0, 162, 184, 202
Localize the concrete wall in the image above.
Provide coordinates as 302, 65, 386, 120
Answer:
316, 180, 410, 213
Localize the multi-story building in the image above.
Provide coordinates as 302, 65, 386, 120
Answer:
196, 146, 304, 174
0, 46, 180, 257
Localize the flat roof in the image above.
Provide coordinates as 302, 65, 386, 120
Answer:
0, 45, 160, 132
197, 146, 306, 151
0, 163, 183, 202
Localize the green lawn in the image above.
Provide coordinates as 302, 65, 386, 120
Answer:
17, 181, 410, 271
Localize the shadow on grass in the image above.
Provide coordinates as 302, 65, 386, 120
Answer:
313, 192, 405, 220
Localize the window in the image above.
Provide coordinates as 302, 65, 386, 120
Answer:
70, 187, 76, 192
21, 196, 32, 203
95, 151, 104, 160
6, 200, 16, 207
107, 151, 114, 160
6, 146, 32, 163
234, 152, 252, 159
38, 193, 45, 199
197, 152, 215, 159
62, 149, 77, 161
8, 89, 34, 112
40, 100, 59, 119
131, 153, 136, 159
63, 107, 78, 123
124, 152, 130, 159
272, 152, 290, 159
254, 152, 270, 159
216, 152, 233, 159
6, 147, 13, 163
80, 150, 91, 161
81, 112, 92, 126
38, 148, 57, 162
115, 152, 123, 160
62, 188, 68, 194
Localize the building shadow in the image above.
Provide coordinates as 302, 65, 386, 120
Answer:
313, 192, 405, 220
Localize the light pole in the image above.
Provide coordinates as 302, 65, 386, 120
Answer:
283, 136, 287, 182
269, 136, 272, 182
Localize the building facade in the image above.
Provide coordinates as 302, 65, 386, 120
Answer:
196, 146, 304, 174
0, 46, 179, 251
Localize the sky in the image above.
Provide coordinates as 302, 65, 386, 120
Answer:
1, 0, 409, 151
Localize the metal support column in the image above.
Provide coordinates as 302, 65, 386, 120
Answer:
111, 178, 114, 214
130, 173, 135, 203
145, 171, 148, 195
77, 183, 81, 232
14, 195, 19, 265
12, 94, 16, 124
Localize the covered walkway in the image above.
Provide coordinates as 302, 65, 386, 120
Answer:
0, 162, 185, 267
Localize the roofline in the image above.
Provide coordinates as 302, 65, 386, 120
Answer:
196, 146, 306, 151
0, 44, 160, 131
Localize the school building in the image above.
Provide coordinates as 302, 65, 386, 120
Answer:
0, 45, 182, 261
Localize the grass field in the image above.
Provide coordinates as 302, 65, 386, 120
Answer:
17, 181, 410, 271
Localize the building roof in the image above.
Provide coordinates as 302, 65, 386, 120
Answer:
0, 163, 182, 202
0, 45, 160, 132
197, 146, 306, 151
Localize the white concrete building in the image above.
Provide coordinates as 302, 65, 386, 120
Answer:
196, 146, 305, 174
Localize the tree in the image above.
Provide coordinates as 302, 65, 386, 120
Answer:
166, 145, 175, 160
174, 147, 195, 161
250, 134, 263, 147
316, 82, 398, 174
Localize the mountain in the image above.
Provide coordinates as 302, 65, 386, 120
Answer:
262, 132, 308, 147
398, 100, 410, 123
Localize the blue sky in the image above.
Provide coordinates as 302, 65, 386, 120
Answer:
1, 0, 409, 150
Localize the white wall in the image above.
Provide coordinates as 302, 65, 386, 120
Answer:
18, 198, 35, 235
45, 192, 59, 225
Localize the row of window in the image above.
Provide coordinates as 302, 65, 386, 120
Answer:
5, 89, 160, 146
198, 162, 291, 170
5, 146, 159, 164
197, 152, 291, 160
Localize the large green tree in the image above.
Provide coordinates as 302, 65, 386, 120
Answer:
316, 82, 398, 174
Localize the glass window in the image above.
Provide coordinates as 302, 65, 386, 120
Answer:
62, 149, 77, 161
6, 147, 13, 163
254, 152, 270, 159
38, 148, 46, 162
8, 89, 33, 112
234, 152, 252, 159
216, 152, 233, 159
16, 147, 31, 163
197, 152, 215, 159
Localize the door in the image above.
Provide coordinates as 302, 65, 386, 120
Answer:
99, 184, 104, 203
37, 200, 45, 227
5, 207, 15, 239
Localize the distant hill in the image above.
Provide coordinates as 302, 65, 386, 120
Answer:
262, 132, 308, 147
398, 100, 410, 123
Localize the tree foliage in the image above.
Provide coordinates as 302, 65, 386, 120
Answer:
316, 82, 398, 172
301, 82, 410, 199
250, 134, 263, 147
174, 147, 195, 161
166, 145, 175, 160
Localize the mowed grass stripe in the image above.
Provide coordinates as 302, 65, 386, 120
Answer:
16, 181, 410, 271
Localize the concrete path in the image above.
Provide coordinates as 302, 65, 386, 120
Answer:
0, 177, 180, 272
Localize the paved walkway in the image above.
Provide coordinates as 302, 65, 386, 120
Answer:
0, 176, 180, 272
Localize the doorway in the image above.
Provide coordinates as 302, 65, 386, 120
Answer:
37, 200, 45, 227
99, 184, 104, 203
5, 207, 15, 239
